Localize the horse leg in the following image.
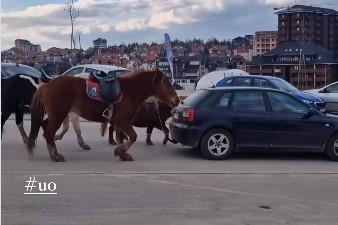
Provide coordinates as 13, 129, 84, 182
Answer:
115, 128, 124, 144
114, 124, 137, 161
70, 113, 91, 150
1, 102, 16, 139
146, 127, 154, 145
108, 125, 117, 145
42, 118, 66, 162
54, 115, 69, 141
15, 107, 28, 143
162, 125, 170, 145
1, 110, 12, 139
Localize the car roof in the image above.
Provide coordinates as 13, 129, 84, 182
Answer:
326, 81, 338, 87
223, 74, 281, 80
64, 64, 129, 74
1, 63, 41, 79
203, 86, 285, 93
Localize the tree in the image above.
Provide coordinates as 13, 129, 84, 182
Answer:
65, 0, 80, 65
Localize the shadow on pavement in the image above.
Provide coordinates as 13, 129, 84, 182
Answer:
172, 146, 328, 161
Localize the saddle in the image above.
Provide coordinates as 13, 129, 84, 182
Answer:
86, 71, 122, 104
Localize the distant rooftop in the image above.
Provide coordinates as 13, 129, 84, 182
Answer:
251, 41, 338, 65
275, 4, 338, 15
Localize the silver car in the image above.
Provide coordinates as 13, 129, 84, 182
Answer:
306, 82, 338, 114
62, 64, 130, 79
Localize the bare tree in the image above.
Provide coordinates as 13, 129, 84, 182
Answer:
65, 0, 80, 65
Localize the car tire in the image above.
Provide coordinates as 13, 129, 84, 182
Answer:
200, 129, 234, 160
326, 133, 338, 162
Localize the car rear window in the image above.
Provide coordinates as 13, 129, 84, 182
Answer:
182, 90, 209, 106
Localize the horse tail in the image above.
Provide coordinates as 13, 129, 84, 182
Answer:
27, 86, 46, 155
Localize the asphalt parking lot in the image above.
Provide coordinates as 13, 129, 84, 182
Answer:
2, 119, 338, 225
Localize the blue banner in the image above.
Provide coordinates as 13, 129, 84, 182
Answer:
164, 33, 174, 81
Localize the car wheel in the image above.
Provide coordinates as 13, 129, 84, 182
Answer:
326, 133, 338, 161
200, 129, 234, 160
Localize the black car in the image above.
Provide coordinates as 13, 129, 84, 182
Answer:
169, 87, 338, 161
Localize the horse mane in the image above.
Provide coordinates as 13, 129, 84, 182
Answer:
118, 70, 157, 90
119, 70, 155, 82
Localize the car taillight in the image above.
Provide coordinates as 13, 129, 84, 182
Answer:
182, 108, 195, 123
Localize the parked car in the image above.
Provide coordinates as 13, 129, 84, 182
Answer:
215, 75, 325, 112
1, 63, 41, 79
170, 87, 338, 161
62, 64, 130, 79
305, 82, 338, 114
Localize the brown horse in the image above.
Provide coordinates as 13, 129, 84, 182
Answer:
26, 69, 180, 162
109, 99, 173, 145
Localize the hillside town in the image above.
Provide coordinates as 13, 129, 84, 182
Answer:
2, 4, 338, 90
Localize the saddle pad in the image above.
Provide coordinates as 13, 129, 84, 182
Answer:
86, 79, 122, 104
86, 79, 104, 102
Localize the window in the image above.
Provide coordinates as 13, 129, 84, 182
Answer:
326, 83, 338, 93
109, 70, 130, 77
217, 78, 233, 87
65, 67, 84, 76
215, 92, 231, 107
232, 77, 251, 87
267, 92, 308, 114
253, 79, 274, 88
231, 91, 266, 112
85, 68, 100, 75
270, 78, 298, 92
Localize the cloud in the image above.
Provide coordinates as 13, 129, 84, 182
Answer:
115, 18, 147, 32
1, 0, 337, 50
259, 0, 293, 6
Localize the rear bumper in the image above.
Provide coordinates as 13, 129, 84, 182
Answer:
169, 121, 202, 148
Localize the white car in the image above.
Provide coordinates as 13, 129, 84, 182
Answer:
306, 82, 338, 114
62, 64, 130, 79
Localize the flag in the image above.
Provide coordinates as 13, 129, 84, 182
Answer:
164, 33, 174, 81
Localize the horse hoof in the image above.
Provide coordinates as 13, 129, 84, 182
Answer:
109, 140, 117, 145
55, 154, 66, 162
120, 153, 134, 161
114, 148, 122, 157
82, 144, 91, 150
23, 138, 28, 144
146, 140, 154, 145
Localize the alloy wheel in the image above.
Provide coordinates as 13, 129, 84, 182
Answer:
333, 139, 338, 156
207, 133, 230, 156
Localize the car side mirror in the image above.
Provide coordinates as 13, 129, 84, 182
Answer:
302, 108, 316, 119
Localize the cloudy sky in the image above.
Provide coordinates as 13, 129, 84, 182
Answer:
2, 0, 338, 50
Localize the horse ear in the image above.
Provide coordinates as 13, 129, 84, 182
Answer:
153, 68, 162, 87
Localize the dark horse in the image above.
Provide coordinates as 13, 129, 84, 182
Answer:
1, 73, 39, 142
108, 99, 173, 145
26, 69, 180, 162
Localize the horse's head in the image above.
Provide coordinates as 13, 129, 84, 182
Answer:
152, 69, 180, 108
